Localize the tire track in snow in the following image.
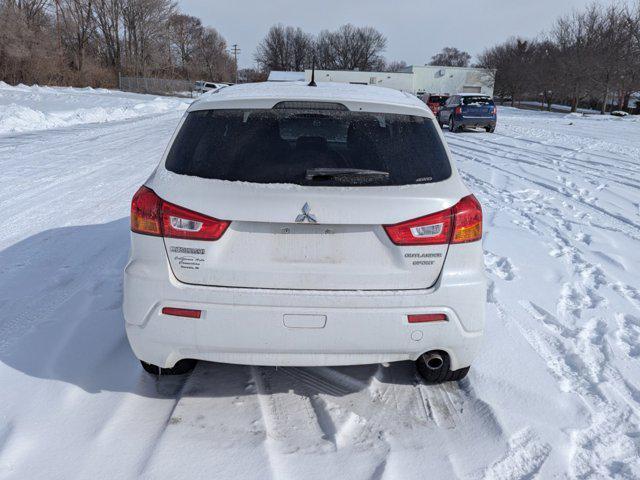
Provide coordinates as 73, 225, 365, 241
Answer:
0, 235, 124, 356
452, 124, 640, 476
452, 145, 640, 238
458, 154, 638, 318
457, 133, 640, 186
136, 374, 192, 478
482, 428, 551, 480
139, 364, 276, 480
252, 366, 336, 455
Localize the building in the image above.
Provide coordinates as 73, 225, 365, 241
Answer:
267, 65, 495, 96
303, 69, 415, 93
402, 65, 495, 96
267, 71, 306, 82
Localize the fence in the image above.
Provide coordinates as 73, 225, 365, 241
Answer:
118, 74, 195, 97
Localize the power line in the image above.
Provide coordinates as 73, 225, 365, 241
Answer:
230, 44, 241, 83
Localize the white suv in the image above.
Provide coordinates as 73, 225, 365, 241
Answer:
123, 82, 485, 384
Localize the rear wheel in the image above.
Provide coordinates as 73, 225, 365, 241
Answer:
416, 351, 469, 384
140, 359, 197, 376
449, 117, 459, 133
485, 125, 495, 133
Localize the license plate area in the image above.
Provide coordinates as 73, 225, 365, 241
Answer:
283, 314, 327, 329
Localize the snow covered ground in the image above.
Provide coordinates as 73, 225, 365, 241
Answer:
0, 84, 639, 479
0, 81, 190, 135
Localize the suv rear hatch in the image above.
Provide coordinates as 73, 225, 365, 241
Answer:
461, 96, 495, 117
151, 103, 465, 291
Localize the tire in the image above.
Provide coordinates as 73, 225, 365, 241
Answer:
485, 125, 495, 133
449, 117, 458, 133
416, 351, 470, 384
140, 359, 197, 376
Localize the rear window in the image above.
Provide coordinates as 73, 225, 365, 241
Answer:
428, 96, 448, 105
165, 107, 451, 186
461, 96, 494, 106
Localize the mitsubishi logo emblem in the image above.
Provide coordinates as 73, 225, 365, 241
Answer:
295, 202, 317, 223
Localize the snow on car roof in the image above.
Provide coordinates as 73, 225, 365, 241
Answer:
189, 81, 430, 116
456, 93, 491, 97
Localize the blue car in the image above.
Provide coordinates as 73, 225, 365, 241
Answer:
438, 94, 497, 133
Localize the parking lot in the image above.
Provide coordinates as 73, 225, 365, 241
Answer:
1, 86, 639, 479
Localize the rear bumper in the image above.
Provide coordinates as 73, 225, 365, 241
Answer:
123, 235, 486, 370
456, 116, 496, 128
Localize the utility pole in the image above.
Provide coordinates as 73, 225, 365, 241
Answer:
230, 44, 241, 84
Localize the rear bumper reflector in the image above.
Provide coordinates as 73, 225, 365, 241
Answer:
162, 307, 202, 319
408, 313, 448, 323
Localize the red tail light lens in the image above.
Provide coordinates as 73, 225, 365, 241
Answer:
161, 201, 230, 241
384, 209, 453, 245
451, 194, 483, 244
131, 186, 162, 236
131, 186, 229, 241
455, 106, 462, 115
491, 106, 497, 115
383, 195, 482, 246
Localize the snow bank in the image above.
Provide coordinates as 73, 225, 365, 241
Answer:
0, 99, 188, 134
0, 82, 190, 135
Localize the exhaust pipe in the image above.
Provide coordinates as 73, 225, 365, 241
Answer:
423, 352, 444, 370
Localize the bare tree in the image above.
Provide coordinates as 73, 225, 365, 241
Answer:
315, 24, 387, 71
477, 2, 640, 114
121, 0, 174, 76
551, 7, 603, 112
237, 67, 267, 83
92, 0, 122, 74
193, 26, 233, 81
167, 13, 202, 71
429, 47, 471, 67
4, 0, 48, 25
589, 4, 631, 113
476, 38, 535, 106
254, 24, 313, 72
0, 0, 638, 104
529, 40, 562, 110
620, 2, 640, 109
58, 0, 94, 74
385, 59, 408, 72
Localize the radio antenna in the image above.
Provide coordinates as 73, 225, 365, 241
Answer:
308, 58, 317, 87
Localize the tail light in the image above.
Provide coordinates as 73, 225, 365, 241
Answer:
384, 208, 453, 245
384, 195, 482, 246
451, 194, 483, 244
455, 106, 462, 115
131, 186, 162, 236
491, 106, 497, 115
131, 186, 230, 241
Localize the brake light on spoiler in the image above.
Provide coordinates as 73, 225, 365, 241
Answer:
131, 186, 230, 241
384, 195, 482, 245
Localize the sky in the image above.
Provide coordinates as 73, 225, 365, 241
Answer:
179, 0, 633, 69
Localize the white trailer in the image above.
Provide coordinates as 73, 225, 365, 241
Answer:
294, 65, 495, 97
304, 69, 414, 93
404, 65, 495, 96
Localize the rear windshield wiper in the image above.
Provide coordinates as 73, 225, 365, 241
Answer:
305, 168, 390, 183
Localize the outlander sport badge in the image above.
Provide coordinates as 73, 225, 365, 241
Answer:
295, 203, 317, 223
